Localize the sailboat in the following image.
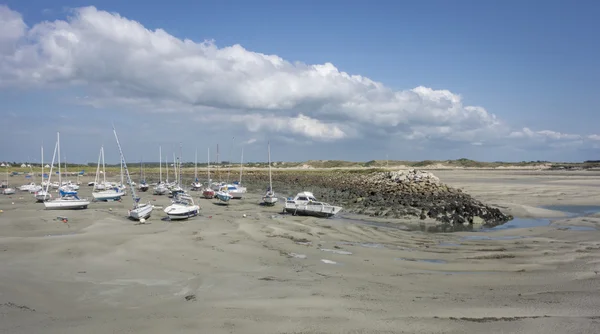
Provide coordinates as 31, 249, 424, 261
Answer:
2, 164, 15, 195
137, 159, 149, 192
92, 146, 125, 201
191, 149, 202, 191
228, 147, 247, 199
202, 148, 215, 198
153, 146, 169, 195
262, 142, 278, 205
35, 145, 52, 202
112, 125, 153, 221
44, 133, 90, 210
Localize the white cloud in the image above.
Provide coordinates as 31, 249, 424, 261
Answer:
0, 5, 596, 152
243, 138, 257, 145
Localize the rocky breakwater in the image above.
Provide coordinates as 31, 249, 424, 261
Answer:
314, 169, 512, 227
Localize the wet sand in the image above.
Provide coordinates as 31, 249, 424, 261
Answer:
1, 170, 600, 333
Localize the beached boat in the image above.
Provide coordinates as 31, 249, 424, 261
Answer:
43, 134, 90, 210
92, 187, 125, 201
2, 165, 15, 195
153, 146, 169, 195
216, 186, 232, 203
112, 125, 153, 221
262, 142, 278, 205
164, 194, 199, 220
137, 159, 149, 192
283, 191, 342, 218
44, 191, 90, 209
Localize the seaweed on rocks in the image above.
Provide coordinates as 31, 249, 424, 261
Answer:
236, 169, 512, 227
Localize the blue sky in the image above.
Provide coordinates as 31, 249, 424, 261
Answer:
1, 0, 599, 164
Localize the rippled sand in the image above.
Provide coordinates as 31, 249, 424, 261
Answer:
1, 170, 599, 333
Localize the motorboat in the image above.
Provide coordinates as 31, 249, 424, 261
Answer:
216, 186, 232, 203
283, 191, 342, 218
202, 186, 215, 199
164, 194, 199, 220
229, 182, 246, 199
92, 187, 125, 201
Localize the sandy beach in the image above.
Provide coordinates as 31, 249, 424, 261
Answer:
1, 169, 600, 333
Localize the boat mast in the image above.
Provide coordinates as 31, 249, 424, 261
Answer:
41, 145, 43, 187
194, 149, 198, 182
101, 146, 106, 185
268, 141, 273, 193
172, 152, 177, 185
112, 125, 138, 208
159, 146, 162, 183
166, 154, 169, 183
239, 146, 244, 184
94, 147, 101, 188
216, 144, 220, 182
179, 142, 182, 188
57, 132, 61, 186
207, 147, 210, 185
43, 140, 58, 194
227, 137, 234, 183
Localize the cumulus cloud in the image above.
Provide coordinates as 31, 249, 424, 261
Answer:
0, 5, 596, 150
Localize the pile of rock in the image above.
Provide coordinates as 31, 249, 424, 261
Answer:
240, 168, 512, 227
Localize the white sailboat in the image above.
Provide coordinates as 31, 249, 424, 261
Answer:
262, 142, 278, 205
202, 148, 215, 199
228, 147, 247, 199
137, 159, 149, 192
191, 149, 202, 191
35, 145, 52, 202
153, 147, 169, 195
44, 133, 90, 210
112, 125, 153, 221
92, 146, 125, 201
2, 164, 15, 195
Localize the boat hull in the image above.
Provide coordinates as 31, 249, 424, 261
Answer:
92, 191, 125, 201
3, 188, 16, 195
44, 200, 90, 210
216, 192, 232, 202
202, 190, 215, 199
262, 196, 278, 206
283, 204, 342, 218
129, 203, 153, 220
164, 206, 199, 220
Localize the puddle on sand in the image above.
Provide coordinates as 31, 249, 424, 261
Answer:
555, 226, 597, 231
416, 270, 497, 275
320, 248, 352, 255
337, 241, 385, 249
438, 242, 461, 247
395, 258, 447, 264
321, 259, 339, 265
460, 235, 528, 241
485, 217, 550, 231
542, 205, 600, 216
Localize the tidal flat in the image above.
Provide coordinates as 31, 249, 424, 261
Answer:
1, 169, 600, 333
